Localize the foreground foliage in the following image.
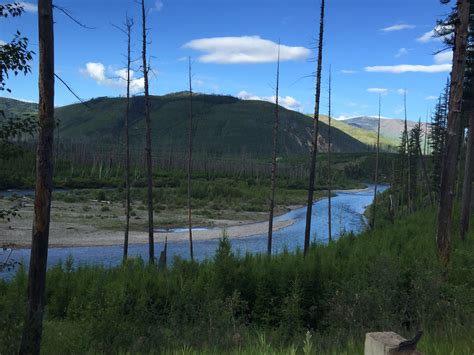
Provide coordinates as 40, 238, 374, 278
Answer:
1, 207, 473, 353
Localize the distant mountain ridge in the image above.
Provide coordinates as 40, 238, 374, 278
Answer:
344, 116, 430, 143
0, 94, 368, 157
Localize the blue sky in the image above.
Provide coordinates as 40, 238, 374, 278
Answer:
0, 0, 454, 120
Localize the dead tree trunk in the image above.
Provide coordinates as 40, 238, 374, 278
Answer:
304, 0, 325, 256
404, 91, 412, 212
123, 17, 133, 261
371, 95, 381, 230
20, 0, 54, 353
460, 111, 474, 240
267, 43, 281, 256
437, 0, 470, 264
141, 0, 154, 263
327, 67, 332, 242
187, 57, 194, 260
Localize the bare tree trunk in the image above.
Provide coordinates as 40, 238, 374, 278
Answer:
20, 1, 54, 353
267, 44, 280, 257
187, 57, 194, 260
304, 0, 325, 256
123, 17, 133, 262
141, 0, 154, 263
418, 138, 434, 207
437, 0, 470, 264
327, 67, 332, 242
404, 91, 412, 212
460, 111, 474, 241
371, 95, 381, 230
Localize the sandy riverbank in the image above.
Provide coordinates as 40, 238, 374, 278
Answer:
0, 197, 297, 248
1, 218, 295, 249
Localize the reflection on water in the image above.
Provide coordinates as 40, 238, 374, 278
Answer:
1, 185, 387, 280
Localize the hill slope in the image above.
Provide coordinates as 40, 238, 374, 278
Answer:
0, 97, 38, 117
52, 93, 367, 157
318, 116, 397, 148
345, 116, 430, 143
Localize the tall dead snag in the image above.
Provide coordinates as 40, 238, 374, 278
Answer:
123, 16, 133, 261
437, 0, 470, 264
460, 110, 474, 240
304, 0, 325, 256
267, 43, 280, 256
141, 0, 154, 263
404, 91, 412, 212
187, 56, 194, 260
371, 95, 381, 230
20, 0, 54, 353
327, 67, 332, 242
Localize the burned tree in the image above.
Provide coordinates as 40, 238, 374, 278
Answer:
371, 95, 382, 230
267, 44, 281, 256
141, 0, 154, 263
327, 67, 332, 241
437, 0, 470, 263
20, 0, 54, 353
304, 0, 325, 256
187, 57, 194, 260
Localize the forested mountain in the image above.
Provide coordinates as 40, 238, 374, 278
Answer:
2, 94, 369, 157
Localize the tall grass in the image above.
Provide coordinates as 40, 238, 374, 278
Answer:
1, 207, 473, 353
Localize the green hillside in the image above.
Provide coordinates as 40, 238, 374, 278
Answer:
318, 116, 398, 148
52, 93, 367, 157
0, 97, 38, 117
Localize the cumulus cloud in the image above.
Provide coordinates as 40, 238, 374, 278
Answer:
381, 23, 415, 32
80, 62, 145, 93
434, 51, 453, 64
365, 64, 451, 74
395, 48, 409, 58
397, 89, 408, 95
237, 90, 303, 111
341, 69, 357, 74
367, 88, 388, 94
425, 95, 438, 100
416, 24, 453, 43
18, 2, 37, 13
183, 36, 311, 64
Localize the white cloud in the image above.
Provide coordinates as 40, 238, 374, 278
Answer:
80, 62, 145, 94
395, 48, 409, 58
416, 24, 453, 43
237, 90, 303, 111
0, 40, 5, 46
365, 64, 451, 74
155, 0, 163, 11
19, 2, 37, 13
381, 23, 415, 32
397, 89, 408, 95
425, 95, 438, 100
434, 51, 452, 64
183, 36, 311, 64
367, 88, 388, 94
341, 69, 357, 74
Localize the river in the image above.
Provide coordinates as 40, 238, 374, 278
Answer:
0, 185, 387, 279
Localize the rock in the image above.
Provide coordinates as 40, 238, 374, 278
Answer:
364, 332, 422, 355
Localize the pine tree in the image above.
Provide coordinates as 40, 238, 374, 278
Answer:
437, 0, 470, 264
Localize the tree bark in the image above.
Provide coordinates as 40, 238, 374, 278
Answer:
437, 0, 470, 264
20, 0, 54, 353
123, 17, 133, 262
460, 111, 474, 240
371, 95, 381, 230
327, 67, 332, 242
267, 44, 280, 256
141, 0, 154, 263
187, 56, 194, 260
304, 0, 325, 256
